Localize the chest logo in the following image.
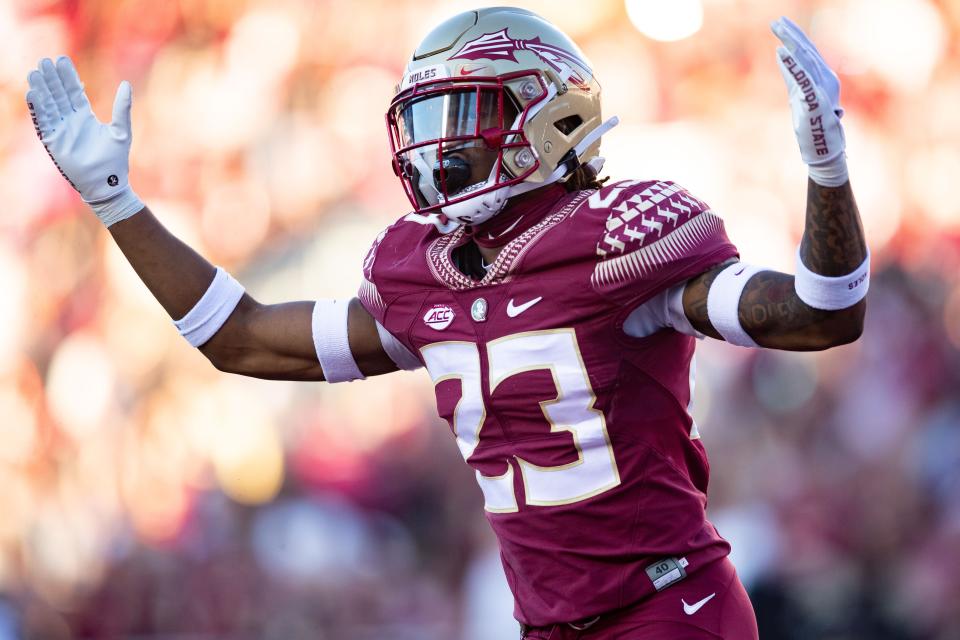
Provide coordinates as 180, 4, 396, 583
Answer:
423, 304, 455, 330
506, 296, 543, 318
471, 298, 488, 322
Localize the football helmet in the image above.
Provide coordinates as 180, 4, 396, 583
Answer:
386, 7, 617, 226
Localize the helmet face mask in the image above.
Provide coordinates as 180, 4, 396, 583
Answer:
387, 71, 547, 217
386, 8, 609, 226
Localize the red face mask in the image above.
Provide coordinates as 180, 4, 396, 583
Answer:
386, 71, 549, 215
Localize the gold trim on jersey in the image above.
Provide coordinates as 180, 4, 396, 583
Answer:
488, 328, 621, 508
426, 190, 592, 290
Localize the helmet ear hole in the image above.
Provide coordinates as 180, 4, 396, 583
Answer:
553, 115, 583, 135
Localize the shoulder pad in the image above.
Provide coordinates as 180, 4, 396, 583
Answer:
591, 180, 713, 259
358, 213, 454, 317
589, 180, 728, 289
359, 225, 390, 316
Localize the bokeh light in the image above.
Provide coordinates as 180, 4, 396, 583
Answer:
625, 0, 704, 42
211, 405, 284, 505
46, 332, 116, 441
814, 0, 946, 91
0, 245, 27, 365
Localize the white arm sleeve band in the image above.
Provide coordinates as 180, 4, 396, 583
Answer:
795, 247, 870, 310
623, 283, 703, 339
312, 299, 365, 383
375, 321, 422, 371
706, 263, 766, 347
174, 267, 245, 347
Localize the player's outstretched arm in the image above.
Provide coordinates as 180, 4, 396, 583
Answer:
27, 56, 398, 380
107, 209, 397, 380
681, 18, 867, 352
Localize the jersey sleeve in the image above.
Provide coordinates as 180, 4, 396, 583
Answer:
355, 220, 428, 370
588, 180, 739, 307
357, 226, 390, 326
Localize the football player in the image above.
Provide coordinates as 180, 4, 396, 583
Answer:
26, 7, 866, 639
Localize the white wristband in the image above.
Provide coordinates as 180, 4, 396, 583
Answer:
312, 299, 365, 383
707, 263, 766, 347
808, 153, 849, 188
174, 267, 245, 347
794, 247, 869, 310
375, 322, 422, 371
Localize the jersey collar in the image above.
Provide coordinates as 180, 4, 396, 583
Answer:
426, 189, 590, 290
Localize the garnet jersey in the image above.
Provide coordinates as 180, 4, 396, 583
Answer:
357, 180, 739, 626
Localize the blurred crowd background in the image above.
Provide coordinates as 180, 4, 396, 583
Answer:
0, 0, 958, 638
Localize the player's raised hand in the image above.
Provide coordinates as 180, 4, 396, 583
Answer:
26, 56, 143, 226
771, 17, 848, 187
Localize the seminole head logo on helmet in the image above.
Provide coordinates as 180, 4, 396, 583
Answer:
385, 7, 618, 227
449, 28, 592, 91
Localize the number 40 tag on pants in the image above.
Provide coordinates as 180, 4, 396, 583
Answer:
645, 557, 689, 591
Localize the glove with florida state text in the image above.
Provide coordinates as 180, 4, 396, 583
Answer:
771, 17, 848, 187
26, 56, 143, 226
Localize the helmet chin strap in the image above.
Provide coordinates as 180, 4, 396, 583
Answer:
441, 113, 620, 226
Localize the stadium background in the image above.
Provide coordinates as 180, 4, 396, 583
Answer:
0, 0, 958, 638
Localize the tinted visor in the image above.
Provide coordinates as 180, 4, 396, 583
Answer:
392, 88, 520, 206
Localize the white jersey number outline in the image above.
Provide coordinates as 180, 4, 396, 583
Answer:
421, 329, 621, 513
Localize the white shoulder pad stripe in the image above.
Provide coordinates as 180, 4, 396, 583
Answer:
592, 211, 725, 288
358, 277, 385, 315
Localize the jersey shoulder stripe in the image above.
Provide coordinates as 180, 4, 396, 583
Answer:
357, 275, 385, 316
358, 215, 441, 319
587, 180, 730, 290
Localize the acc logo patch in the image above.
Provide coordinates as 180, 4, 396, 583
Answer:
423, 304, 455, 330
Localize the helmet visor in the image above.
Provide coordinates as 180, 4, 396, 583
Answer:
394, 89, 515, 148
391, 87, 521, 206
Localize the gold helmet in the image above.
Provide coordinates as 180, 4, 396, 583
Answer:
386, 7, 617, 225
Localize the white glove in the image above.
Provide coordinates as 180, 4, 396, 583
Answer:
771, 17, 848, 187
26, 56, 143, 226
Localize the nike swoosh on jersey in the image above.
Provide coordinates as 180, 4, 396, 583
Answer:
506, 296, 543, 318
682, 592, 716, 616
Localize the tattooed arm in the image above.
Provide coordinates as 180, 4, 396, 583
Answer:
681, 18, 867, 351
683, 179, 867, 351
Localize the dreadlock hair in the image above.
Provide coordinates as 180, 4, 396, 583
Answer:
562, 162, 609, 192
